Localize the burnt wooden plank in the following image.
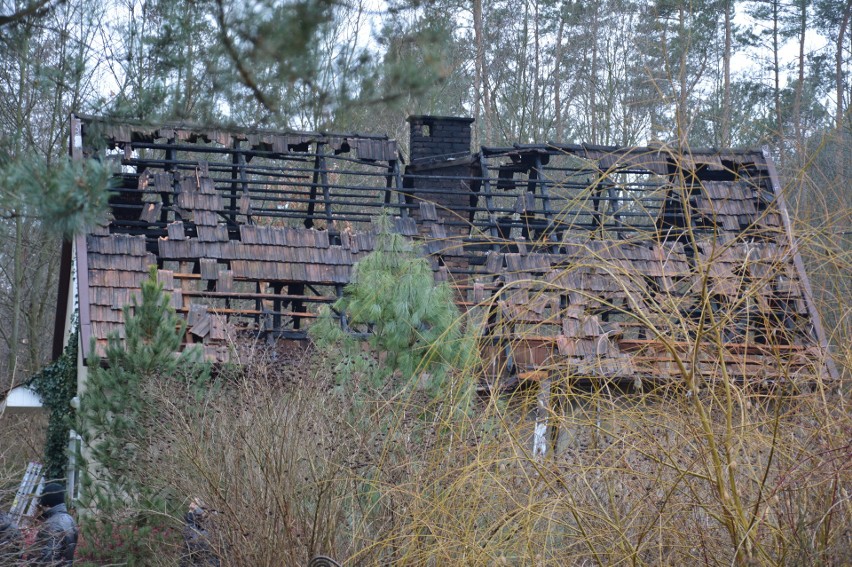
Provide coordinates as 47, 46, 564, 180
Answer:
176, 192, 222, 211
189, 311, 211, 338
188, 304, 208, 327
200, 259, 219, 280
139, 202, 162, 224
194, 210, 219, 226
199, 176, 216, 194
153, 173, 172, 193
197, 225, 229, 242
88, 253, 152, 272
168, 222, 186, 240
87, 234, 147, 256
170, 289, 183, 310
419, 202, 438, 221
217, 271, 234, 292
239, 194, 251, 215
157, 269, 175, 290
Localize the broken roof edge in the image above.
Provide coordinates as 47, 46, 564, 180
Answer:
407, 115, 475, 124
761, 147, 840, 382
482, 142, 767, 159
73, 113, 394, 144
58, 113, 839, 384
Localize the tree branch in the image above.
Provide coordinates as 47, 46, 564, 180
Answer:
214, 0, 277, 117
0, 0, 57, 28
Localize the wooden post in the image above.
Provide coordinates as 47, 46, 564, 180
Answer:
533, 378, 552, 458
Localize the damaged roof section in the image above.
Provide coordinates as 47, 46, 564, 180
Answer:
65, 114, 837, 386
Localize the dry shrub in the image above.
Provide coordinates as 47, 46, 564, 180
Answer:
0, 411, 48, 480
359, 383, 850, 566
137, 344, 851, 566
133, 289, 851, 566
142, 345, 410, 565
120, 164, 852, 566
0, 416, 47, 565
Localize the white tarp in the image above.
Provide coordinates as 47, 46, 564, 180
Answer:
0, 385, 44, 413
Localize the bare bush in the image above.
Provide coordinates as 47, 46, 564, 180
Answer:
354, 385, 850, 565
143, 347, 382, 565
131, 340, 850, 566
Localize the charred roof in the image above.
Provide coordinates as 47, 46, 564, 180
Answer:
59, 114, 838, 387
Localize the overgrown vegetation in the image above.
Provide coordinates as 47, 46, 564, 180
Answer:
91, 344, 851, 565
62, 189, 850, 565
1, 1, 849, 564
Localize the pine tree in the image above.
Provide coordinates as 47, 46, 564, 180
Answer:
311, 215, 474, 393
77, 267, 209, 561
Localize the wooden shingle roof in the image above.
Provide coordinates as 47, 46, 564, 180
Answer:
63, 115, 837, 386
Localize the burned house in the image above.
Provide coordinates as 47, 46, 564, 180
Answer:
54, 114, 838, 391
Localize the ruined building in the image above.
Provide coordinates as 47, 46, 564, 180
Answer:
54, 114, 838, 389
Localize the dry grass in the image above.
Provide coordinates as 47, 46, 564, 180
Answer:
369, 386, 850, 565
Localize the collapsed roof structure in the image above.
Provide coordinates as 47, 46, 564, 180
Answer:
54, 114, 838, 387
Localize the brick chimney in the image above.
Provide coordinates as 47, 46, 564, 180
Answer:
407, 115, 474, 162
403, 116, 476, 240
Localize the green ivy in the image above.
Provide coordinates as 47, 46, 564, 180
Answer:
29, 318, 78, 480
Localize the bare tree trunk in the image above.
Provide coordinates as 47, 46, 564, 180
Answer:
590, 6, 599, 144
473, 0, 492, 144
532, 0, 541, 141
835, 1, 851, 187
6, 22, 30, 386
836, 2, 851, 132
792, 0, 808, 152
473, 0, 483, 145
518, 8, 530, 141
721, 0, 732, 147
8, 214, 23, 385
677, 5, 688, 147
772, 0, 784, 162
554, 12, 565, 141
